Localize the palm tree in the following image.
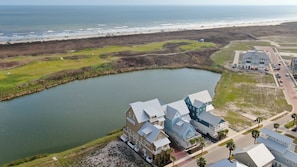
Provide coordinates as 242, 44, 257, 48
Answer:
251, 129, 260, 144
226, 140, 236, 160
171, 155, 176, 167
217, 129, 229, 140
255, 117, 263, 128
273, 123, 280, 131
292, 113, 297, 127
199, 137, 206, 155
197, 157, 206, 167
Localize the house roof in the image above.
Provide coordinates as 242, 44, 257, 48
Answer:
167, 100, 190, 116
242, 50, 269, 60
173, 118, 199, 139
209, 159, 247, 167
198, 111, 225, 126
188, 90, 212, 107
154, 137, 170, 148
234, 143, 274, 167
138, 122, 163, 143
261, 128, 294, 145
206, 104, 215, 112
130, 98, 164, 123
257, 137, 288, 154
283, 150, 297, 163
163, 100, 190, 120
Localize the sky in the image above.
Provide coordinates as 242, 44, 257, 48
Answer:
1, 0, 297, 6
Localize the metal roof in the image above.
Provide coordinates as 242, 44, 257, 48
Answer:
153, 137, 170, 148
261, 128, 294, 145
166, 100, 190, 116
198, 111, 225, 126
257, 137, 288, 154
163, 100, 191, 120
130, 98, 164, 123
209, 159, 247, 167
138, 122, 161, 143
234, 143, 274, 167
188, 90, 212, 107
283, 150, 297, 163
242, 50, 269, 60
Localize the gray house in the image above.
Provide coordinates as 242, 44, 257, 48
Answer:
241, 50, 270, 71
257, 128, 297, 167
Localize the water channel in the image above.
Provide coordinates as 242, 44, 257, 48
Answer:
0, 68, 221, 165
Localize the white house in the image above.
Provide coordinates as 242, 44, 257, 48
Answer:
257, 128, 297, 167
233, 143, 275, 167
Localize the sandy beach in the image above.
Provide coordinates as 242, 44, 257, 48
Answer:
1, 20, 297, 59
1, 19, 295, 45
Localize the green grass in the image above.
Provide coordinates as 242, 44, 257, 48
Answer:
242, 125, 263, 135
218, 139, 234, 147
284, 120, 296, 129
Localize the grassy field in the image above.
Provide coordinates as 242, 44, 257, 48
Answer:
0, 40, 216, 100
211, 41, 292, 130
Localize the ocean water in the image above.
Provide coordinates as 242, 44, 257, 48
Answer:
1, 5, 297, 42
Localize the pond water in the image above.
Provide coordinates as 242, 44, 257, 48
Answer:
0, 68, 221, 165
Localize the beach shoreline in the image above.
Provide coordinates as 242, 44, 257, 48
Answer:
1, 19, 296, 45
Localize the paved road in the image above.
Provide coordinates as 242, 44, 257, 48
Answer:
178, 46, 297, 167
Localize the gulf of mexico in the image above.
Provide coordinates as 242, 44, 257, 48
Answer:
1, 5, 297, 42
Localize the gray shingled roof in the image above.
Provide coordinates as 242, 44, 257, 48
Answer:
130, 98, 164, 123
198, 111, 224, 126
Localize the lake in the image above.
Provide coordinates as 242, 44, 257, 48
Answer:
0, 68, 221, 165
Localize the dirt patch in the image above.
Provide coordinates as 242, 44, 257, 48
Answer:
0, 61, 30, 70
76, 140, 149, 167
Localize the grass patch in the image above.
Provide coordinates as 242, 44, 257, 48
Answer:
242, 125, 263, 135
218, 139, 234, 147
192, 151, 208, 159
284, 120, 295, 129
